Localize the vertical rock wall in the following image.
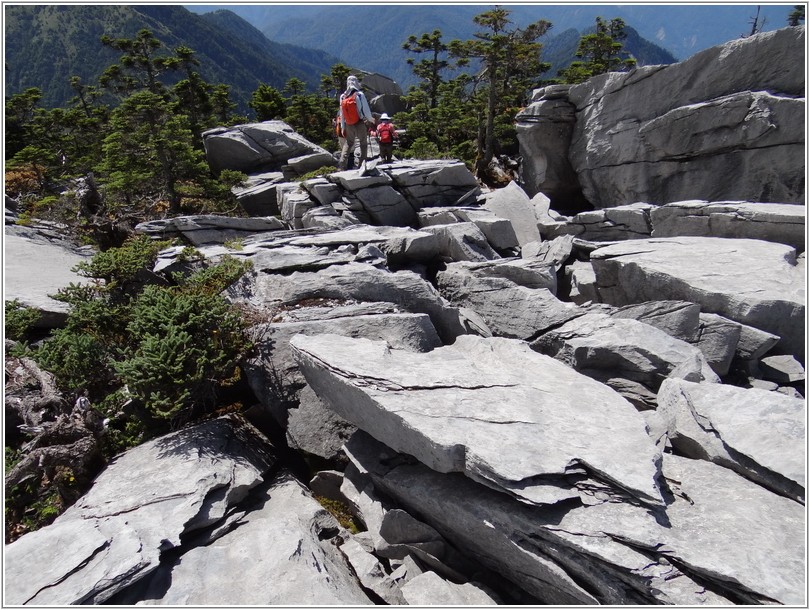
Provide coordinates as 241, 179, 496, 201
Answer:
517, 26, 805, 209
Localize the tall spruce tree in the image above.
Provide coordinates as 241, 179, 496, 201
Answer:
559, 17, 637, 84
448, 7, 551, 178
403, 30, 454, 109
100, 91, 209, 216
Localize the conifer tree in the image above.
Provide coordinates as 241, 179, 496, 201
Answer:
403, 30, 453, 108
788, 5, 805, 25
559, 17, 637, 84
250, 84, 286, 121
448, 7, 551, 178
100, 91, 208, 216
99, 29, 181, 97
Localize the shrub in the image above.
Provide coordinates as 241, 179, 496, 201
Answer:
30, 235, 254, 443
115, 281, 250, 422
4, 299, 40, 342
296, 166, 338, 181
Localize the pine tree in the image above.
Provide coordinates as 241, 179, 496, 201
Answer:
403, 30, 453, 109
559, 17, 637, 84
250, 84, 286, 121
99, 29, 182, 97
788, 5, 805, 25
100, 91, 209, 216
448, 7, 552, 178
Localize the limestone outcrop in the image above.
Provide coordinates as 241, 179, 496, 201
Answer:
517, 26, 805, 209
5, 25, 805, 605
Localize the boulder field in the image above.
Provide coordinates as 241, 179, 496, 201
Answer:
4, 25, 805, 607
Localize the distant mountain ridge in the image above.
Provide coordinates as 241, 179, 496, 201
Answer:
190, 4, 794, 88
4, 4, 340, 110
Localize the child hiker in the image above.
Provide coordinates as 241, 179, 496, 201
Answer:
375, 113, 397, 164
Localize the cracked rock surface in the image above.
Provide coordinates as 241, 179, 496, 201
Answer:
291, 333, 665, 508
3, 415, 276, 605
590, 236, 805, 362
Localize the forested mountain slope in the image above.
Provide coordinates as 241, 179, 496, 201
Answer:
4, 4, 339, 110
245, 3, 790, 87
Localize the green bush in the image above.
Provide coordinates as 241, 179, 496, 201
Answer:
4, 299, 40, 342
30, 234, 254, 443
115, 283, 249, 421
73, 234, 170, 296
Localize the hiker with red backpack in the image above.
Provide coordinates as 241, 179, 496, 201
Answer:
338, 75, 375, 171
375, 113, 397, 163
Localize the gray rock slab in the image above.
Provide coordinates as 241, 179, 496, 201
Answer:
418, 206, 519, 251
280, 189, 319, 229
443, 257, 557, 292
286, 385, 357, 462
515, 97, 580, 203
353, 184, 417, 226
437, 267, 579, 340
400, 571, 499, 605
521, 234, 575, 271
384, 159, 480, 208
532, 313, 719, 400
136, 215, 287, 245
241, 262, 466, 343
291, 334, 665, 508
283, 224, 441, 264
658, 378, 805, 501
345, 432, 733, 605
301, 206, 356, 230
551, 452, 805, 605
203, 121, 330, 174
568, 202, 654, 241
340, 537, 405, 604
422, 222, 501, 262
651, 200, 806, 251
694, 312, 741, 376
330, 169, 392, 190
610, 300, 701, 342
481, 181, 542, 246
244, 309, 441, 426
4, 233, 94, 328
736, 323, 781, 360
568, 260, 599, 305
760, 354, 806, 383
3, 416, 276, 605
565, 27, 805, 206
301, 176, 343, 206
285, 151, 336, 175
127, 473, 373, 605
232, 175, 285, 216
256, 244, 358, 272
590, 237, 805, 362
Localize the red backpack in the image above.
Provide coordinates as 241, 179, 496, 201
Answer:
341, 92, 360, 125
377, 122, 395, 144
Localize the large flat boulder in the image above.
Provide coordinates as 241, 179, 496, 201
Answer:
291, 334, 665, 508
658, 378, 805, 501
565, 27, 805, 206
114, 473, 373, 605
135, 215, 285, 245
3, 416, 276, 605
436, 266, 579, 340
532, 312, 719, 407
203, 121, 331, 175
650, 200, 805, 251
590, 236, 805, 362
4, 232, 94, 328
236, 262, 467, 343
346, 431, 805, 605
244, 305, 442, 427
